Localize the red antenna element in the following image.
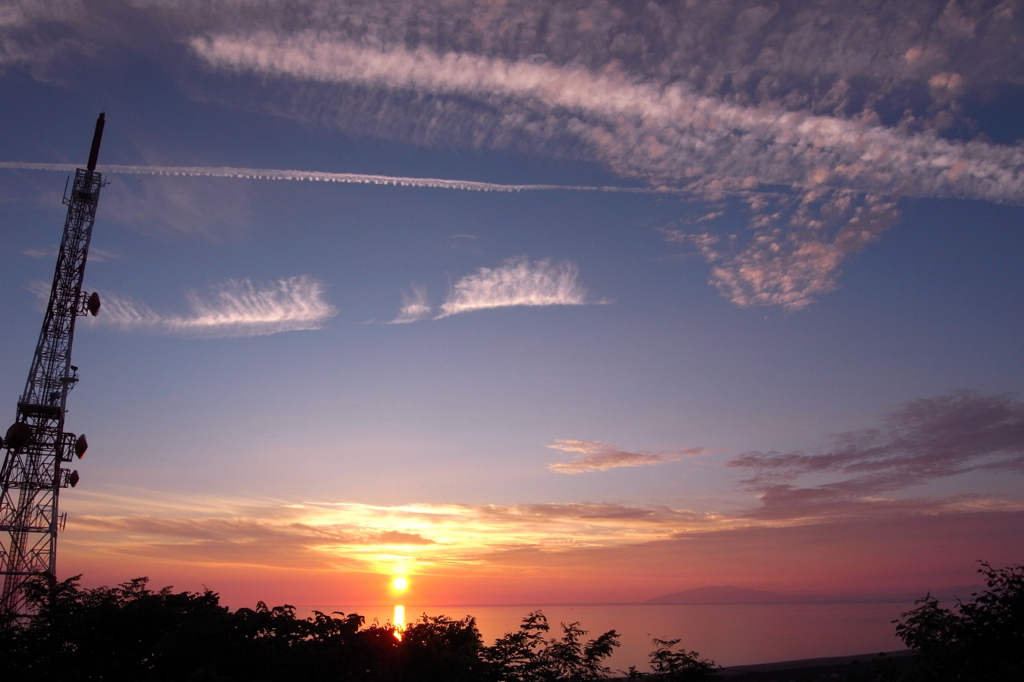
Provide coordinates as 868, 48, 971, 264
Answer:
0, 114, 106, 618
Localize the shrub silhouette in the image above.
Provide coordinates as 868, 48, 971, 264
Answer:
398, 614, 485, 682
895, 562, 1024, 681
645, 638, 718, 681
482, 610, 619, 682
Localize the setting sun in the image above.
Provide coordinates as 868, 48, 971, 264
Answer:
392, 577, 408, 591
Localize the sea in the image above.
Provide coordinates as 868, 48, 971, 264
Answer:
303, 602, 912, 670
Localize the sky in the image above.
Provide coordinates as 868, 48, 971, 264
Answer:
1, 0, 1023, 611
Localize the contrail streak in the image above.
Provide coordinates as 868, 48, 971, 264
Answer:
0, 161, 670, 194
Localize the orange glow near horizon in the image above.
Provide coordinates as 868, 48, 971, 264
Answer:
56, 490, 1024, 607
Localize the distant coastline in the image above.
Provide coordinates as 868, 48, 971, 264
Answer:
644, 584, 982, 606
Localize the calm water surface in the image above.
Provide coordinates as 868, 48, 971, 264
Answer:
303, 603, 911, 669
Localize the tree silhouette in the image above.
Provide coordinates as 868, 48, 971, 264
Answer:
398, 614, 485, 682
0, 578, 634, 682
645, 638, 718, 681
895, 562, 1024, 681
483, 611, 619, 682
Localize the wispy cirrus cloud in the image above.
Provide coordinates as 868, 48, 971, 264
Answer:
9, 1, 1024, 309
436, 257, 592, 319
22, 245, 56, 258
547, 440, 703, 474
386, 257, 594, 323
188, 31, 1024, 204
101, 173, 253, 240
92, 276, 337, 337
23, 244, 117, 262
729, 391, 1024, 520
388, 284, 431, 324
0, 0, 84, 70
25, 279, 54, 306
187, 24, 1024, 309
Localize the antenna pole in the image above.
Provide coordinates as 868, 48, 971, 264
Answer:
86, 113, 105, 172
0, 114, 105, 619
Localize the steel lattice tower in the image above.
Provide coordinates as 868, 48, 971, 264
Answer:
0, 114, 106, 618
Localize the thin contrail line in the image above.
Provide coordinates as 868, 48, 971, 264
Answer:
0, 161, 672, 194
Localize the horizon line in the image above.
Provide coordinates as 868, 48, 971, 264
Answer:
284, 597, 927, 610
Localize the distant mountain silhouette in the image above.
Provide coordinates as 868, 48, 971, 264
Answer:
647, 584, 985, 605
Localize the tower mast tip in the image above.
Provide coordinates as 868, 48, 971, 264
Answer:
86, 112, 105, 172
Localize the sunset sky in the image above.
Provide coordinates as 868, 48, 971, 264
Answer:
1, 1, 1023, 610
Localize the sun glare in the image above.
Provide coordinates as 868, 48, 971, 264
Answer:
392, 577, 408, 591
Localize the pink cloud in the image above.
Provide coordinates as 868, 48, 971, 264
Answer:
547, 439, 703, 473
730, 391, 1024, 518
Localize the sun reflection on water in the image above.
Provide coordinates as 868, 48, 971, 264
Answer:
393, 604, 405, 640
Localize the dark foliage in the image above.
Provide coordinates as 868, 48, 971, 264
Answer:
397, 614, 485, 682
0, 576, 629, 682
895, 562, 1024, 682
0, 575, 413, 682
645, 638, 718, 681
483, 611, 620, 682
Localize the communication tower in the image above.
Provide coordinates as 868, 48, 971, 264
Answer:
0, 114, 106, 618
